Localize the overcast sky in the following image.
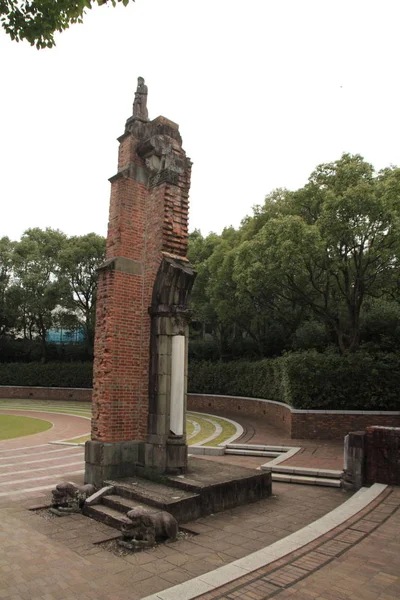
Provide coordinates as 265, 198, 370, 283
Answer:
1, 0, 399, 242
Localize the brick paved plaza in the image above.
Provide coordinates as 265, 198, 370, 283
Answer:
0, 406, 399, 600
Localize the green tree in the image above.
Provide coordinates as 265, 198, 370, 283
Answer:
0, 236, 15, 335
1, 0, 133, 49
235, 154, 400, 353
58, 232, 106, 355
12, 227, 67, 357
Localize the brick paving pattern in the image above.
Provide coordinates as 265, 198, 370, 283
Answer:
0, 407, 399, 600
0, 480, 348, 599
194, 487, 400, 600
0, 410, 88, 499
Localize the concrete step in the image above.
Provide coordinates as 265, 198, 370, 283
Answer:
225, 449, 282, 458
271, 466, 343, 479
271, 473, 341, 487
102, 494, 156, 515
105, 478, 200, 523
84, 503, 127, 529
226, 443, 292, 452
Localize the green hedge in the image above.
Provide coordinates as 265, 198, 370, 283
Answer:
187, 359, 286, 401
188, 351, 400, 411
0, 351, 399, 411
0, 362, 93, 388
282, 351, 400, 411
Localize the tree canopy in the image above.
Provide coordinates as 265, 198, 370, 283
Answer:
189, 154, 400, 357
1, 153, 400, 363
0, 227, 105, 359
0, 0, 133, 48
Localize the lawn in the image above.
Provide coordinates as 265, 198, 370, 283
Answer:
0, 414, 53, 440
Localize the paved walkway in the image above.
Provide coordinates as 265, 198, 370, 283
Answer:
0, 410, 87, 499
193, 411, 343, 472
0, 405, 399, 600
191, 487, 400, 600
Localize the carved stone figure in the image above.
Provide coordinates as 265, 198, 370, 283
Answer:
132, 76, 149, 121
119, 507, 178, 549
51, 482, 96, 513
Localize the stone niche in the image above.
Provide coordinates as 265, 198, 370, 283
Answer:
145, 255, 196, 474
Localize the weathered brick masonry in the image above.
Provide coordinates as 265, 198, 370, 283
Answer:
85, 80, 195, 485
365, 426, 400, 486
92, 117, 192, 445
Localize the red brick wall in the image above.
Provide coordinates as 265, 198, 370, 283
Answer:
365, 426, 400, 485
187, 394, 292, 436
0, 386, 91, 402
91, 117, 191, 444
291, 412, 400, 440
187, 393, 400, 440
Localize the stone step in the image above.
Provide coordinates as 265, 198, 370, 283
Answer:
225, 449, 282, 457
271, 473, 341, 487
84, 503, 127, 529
102, 494, 158, 516
271, 466, 343, 479
226, 443, 292, 452
105, 478, 201, 523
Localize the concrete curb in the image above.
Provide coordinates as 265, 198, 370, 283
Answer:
141, 483, 387, 600
260, 445, 302, 469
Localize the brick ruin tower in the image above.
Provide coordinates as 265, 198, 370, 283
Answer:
85, 77, 196, 487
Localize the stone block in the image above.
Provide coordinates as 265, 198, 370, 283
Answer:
85, 441, 143, 487
157, 335, 171, 357
341, 431, 365, 490
85, 485, 115, 506
157, 375, 171, 396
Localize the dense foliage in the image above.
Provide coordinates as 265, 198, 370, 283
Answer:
0, 361, 93, 387
1, 153, 400, 411
1, 352, 398, 411
0, 228, 105, 360
188, 352, 400, 411
1, 0, 133, 48
189, 154, 400, 358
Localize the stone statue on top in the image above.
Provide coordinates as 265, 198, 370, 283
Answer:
132, 76, 149, 121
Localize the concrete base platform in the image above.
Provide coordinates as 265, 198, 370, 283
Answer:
168, 457, 272, 518
84, 456, 272, 527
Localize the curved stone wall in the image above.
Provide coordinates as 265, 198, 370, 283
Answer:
187, 393, 400, 440
187, 393, 292, 436
0, 386, 91, 402
0, 386, 399, 440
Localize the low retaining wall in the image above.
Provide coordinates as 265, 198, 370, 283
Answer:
0, 386, 399, 440
188, 393, 400, 440
291, 411, 400, 440
0, 386, 92, 402
187, 393, 292, 436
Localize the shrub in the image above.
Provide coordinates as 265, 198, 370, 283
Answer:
188, 351, 400, 411
0, 338, 91, 362
188, 359, 285, 402
282, 350, 400, 410
0, 362, 93, 388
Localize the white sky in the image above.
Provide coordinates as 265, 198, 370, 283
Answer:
1, 0, 400, 242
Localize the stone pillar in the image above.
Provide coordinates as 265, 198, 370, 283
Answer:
341, 431, 366, 491
85, 79, 195, 487
364, 426, 400, 486
145, 257, 195, 474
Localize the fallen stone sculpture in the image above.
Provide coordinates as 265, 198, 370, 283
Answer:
119, 507, 178, 549
51, 482, 96, 513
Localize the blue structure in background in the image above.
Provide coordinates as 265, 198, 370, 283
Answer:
46, 328, 85, 344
